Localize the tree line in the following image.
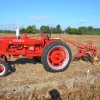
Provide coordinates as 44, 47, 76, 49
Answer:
0, 24, 100, 35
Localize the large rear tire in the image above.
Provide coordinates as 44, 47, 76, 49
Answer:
0, 60, 9, 77
41, 41, 72, 72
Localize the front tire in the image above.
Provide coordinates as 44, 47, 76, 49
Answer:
42, 41, 72, 72
0, 60, 9, 77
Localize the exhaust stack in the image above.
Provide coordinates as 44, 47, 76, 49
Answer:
16, 21, 20, 38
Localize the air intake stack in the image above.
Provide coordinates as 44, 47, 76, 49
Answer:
16, 21, 20, 38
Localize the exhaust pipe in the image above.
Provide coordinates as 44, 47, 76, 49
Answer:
16, 21, 20, 38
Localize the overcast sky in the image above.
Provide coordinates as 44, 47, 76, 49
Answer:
0, 0, 100, 30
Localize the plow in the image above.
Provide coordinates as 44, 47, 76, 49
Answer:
65, 39, 100, 64
0, 25, 100, 77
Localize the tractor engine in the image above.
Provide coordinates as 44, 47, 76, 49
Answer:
7, 44, 24, 52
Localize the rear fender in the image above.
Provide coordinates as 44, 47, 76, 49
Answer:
44, 38, 61, 47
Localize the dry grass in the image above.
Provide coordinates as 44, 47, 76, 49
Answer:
0, 82, 100, 100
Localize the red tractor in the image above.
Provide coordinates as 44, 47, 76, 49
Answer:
0, 31, 72, 77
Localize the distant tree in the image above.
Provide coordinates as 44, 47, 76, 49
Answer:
52, 27, 57, 33
87, 26, 94, 31
26, 25, 36, 33
87, 26, 94, 34
69, 28, 79, 34
65, 27, 81, 34
94, 28, 100, 35
49, 27, 53, 33
26, 26, 33, 33
97, 28, 100, 35
40, 25, 50, 33
56, 24, 62, 33
78, 26, 88, 34
0, 30, 3, 33
32, 25, 36, 34
20, 28, 26, 33
36, 29, 41, 33
65, 26, 71, 34
4, 30, 13, 33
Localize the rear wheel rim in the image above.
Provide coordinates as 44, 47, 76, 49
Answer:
0, 64, 5, 75
47, 45, 69, 70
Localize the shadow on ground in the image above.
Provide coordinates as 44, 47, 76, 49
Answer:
7, 57, 42, 76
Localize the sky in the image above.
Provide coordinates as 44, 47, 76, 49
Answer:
0, 0, 100, 30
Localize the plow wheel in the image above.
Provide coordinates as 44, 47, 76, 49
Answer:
0, 60, 9, 77
82, 53, 92, 62
42, 41, 72, 72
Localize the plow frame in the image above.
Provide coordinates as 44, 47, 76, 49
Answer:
65, 39, 100, 63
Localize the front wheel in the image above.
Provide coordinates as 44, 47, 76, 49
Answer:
0, 60, 9, 77
42, 41, 72, 72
